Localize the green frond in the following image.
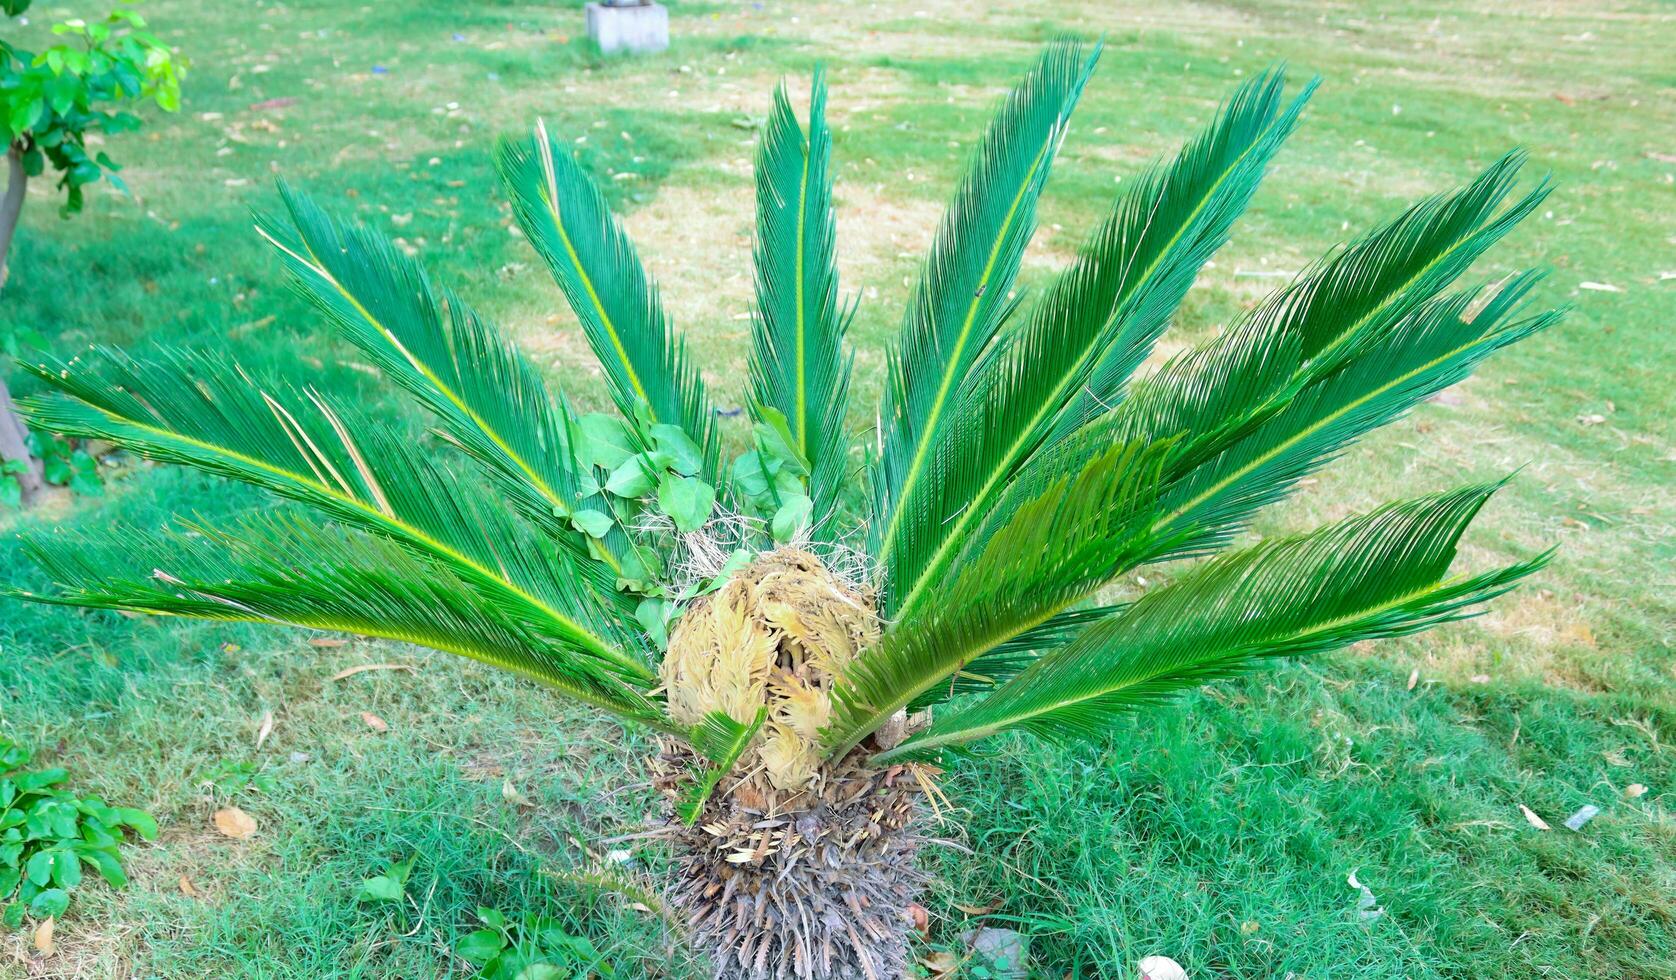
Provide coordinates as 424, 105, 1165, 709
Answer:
496, 124, 721, 481
748, 67, 854, 537
9, 513, 672, 727
1146, 272, 1563, 557
868, 39, 1099, 569
882, 68, 1315, 618
1117, 153, 1549, 468
826, 434, 1175, 758
252, 185, 629, 579
676, 708, 768, 824
15, 346, 649, 679
903, 603, 1120, 713
879, 483, 1549, 760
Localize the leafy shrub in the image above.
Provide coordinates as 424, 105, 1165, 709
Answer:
0, 1, 186, 214
456, 906, 620, 979
0, 736, 155, 927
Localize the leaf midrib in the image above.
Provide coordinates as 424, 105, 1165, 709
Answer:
873, 137, 1053, 570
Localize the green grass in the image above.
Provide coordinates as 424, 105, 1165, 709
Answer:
3, 0, 1674, 976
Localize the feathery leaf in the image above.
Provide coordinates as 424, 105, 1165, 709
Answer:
252, 185, 631, 579
748, 67, 854, 538
827, 434, 1175, 758
10, 513, 670, 725
869, 40, 1099, 569
15, 346, 649, 679
677, 708, 768, 824
1117, 153, 1550, 483
883, 69, 1316, 618
879, 483, 1549, 760
497, 124, 721, 480
1145, 273, 1562, 557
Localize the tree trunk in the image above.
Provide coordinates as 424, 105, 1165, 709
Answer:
0, 142, 44, 505
0, 142, 24, 289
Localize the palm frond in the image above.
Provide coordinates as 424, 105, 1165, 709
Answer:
868, 39, 1099, 569
677, 708, 768, 824
10, 513, 671, 725
252, 186, 628, 576
882, 69, 1315, 617
826, 434, 1174, 758
497, 124, 721, 479
1146, 272, 1562, 557
903, 603, 1121, 713
1116, 153, 1548, 467
748, 67, 854, 535
15, 347, 649, 679
879, 483, 1549, 760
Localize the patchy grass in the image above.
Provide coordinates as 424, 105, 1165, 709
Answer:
2, 0, 1674, 977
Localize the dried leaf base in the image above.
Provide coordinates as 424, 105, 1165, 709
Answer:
654, 742, 931, 980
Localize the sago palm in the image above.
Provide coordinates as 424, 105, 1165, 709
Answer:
5, 41, 1559, 980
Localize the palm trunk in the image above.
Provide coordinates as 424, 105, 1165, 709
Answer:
0, 143, 43, 506
654, 743, 928, 980
656, 550, 928, 979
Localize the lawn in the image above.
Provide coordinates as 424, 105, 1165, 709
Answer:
2, 0, 1673, 977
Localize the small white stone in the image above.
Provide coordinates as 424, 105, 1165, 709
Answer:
1138, 955, 1187, 980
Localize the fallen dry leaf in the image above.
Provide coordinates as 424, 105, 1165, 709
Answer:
310, 637, 350, 649
1625, 783, 1648, 799
919, 951, 958, 977
214, 806, 259, 840
255, 710, 275, 750
33, 917, 54, 956
360, 712, 389, 732
1519, 804, 1551, 831
906, 903, 930, 940
501, 778, 534, 807
331, 663, 416, 681
1407, 669, 1420, 691
179, 875, 200, 897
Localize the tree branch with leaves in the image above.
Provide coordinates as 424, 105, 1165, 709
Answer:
0, 0, 184, 507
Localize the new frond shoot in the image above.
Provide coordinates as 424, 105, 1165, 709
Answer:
6, 41, 1561, 980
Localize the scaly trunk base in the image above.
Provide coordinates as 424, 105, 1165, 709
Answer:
653, 741, 930, 980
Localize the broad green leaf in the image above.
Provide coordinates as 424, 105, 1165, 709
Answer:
569, 509, 614, 539
357, 874, 404, 903
575, 413, 636, 471
635, 597, 670, 650
29, 887, 68, 919
772, 494, 813, 543
114, 807, 156, 840
650, 423, 703, 477
603, 454, 658, 499
657, 475, 715, 533
456, 928, 507, 965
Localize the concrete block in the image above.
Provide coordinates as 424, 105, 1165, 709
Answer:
586, 2, 669, 55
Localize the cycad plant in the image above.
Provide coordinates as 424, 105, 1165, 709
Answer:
6, 42, 1559, 980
